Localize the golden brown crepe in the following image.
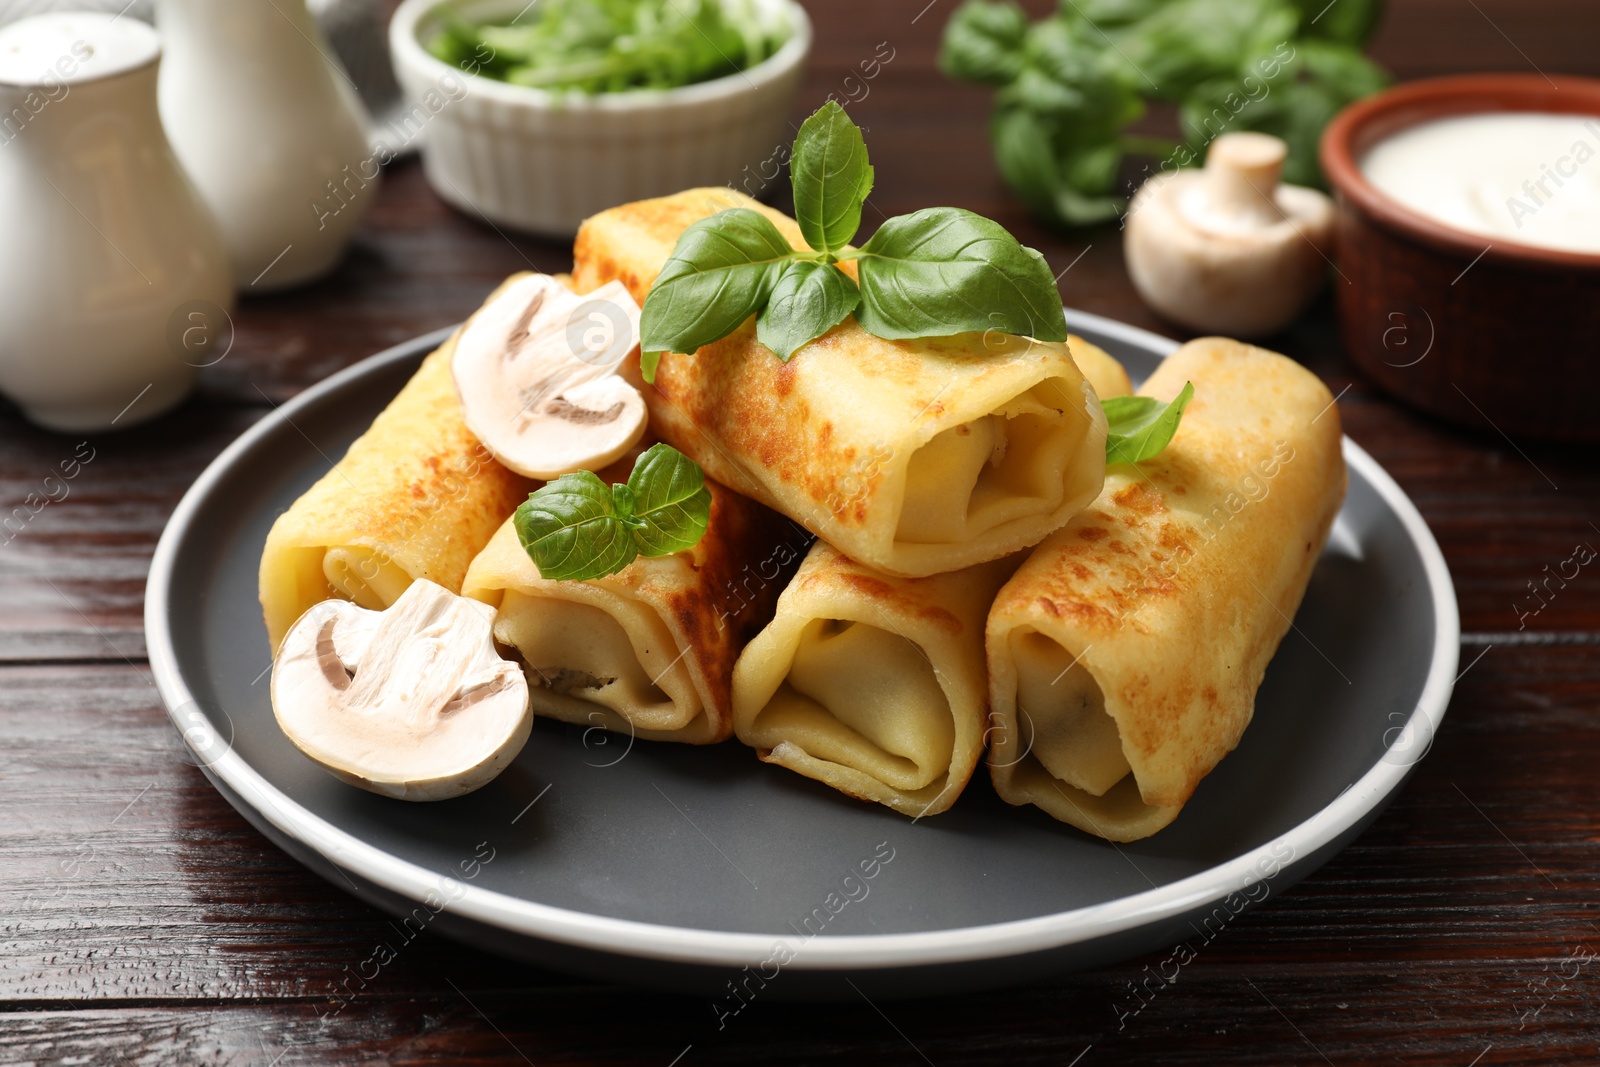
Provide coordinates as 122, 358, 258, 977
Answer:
1068, 334, 1133, 401
259, 279, 534, 651
570, 188, 1107, 580
987, 337, 1347, 841
463, 471, 804, 744
732, 542, 1018, 816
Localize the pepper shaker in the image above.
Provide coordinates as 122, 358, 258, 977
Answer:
156, 0, 378, 291
0, 12, 233, 431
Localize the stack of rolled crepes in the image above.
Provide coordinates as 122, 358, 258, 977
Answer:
259, 277, 803, 745
570, 189, 1125, 817
262, 187, 1346, 840
722, 337, 1133, 816
566, 189, 1343, 832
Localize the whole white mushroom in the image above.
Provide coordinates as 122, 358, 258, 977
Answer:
1124, 132, 1336, 338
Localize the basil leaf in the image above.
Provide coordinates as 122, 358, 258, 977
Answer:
1115, 0, 1300, 100
992, 107, 1064, 216
1056, 0, 1163, 31
993, 108, 1129, 227
626, 443, 712, 557
610, 482, 646, 530
1298, 40, 1391, 99
638, 208, 798, 381
1289, 0, 1382, 45
852, 207, 1068, 342
514, 472, 638, 581
791, 100, 874, 258
1103, 381, 1194, 465
1054, 147, 1129, 224
999, 20, 1143, 126
1180, 41, 1388, 189
939, 0, 1028, 86
639, 349, 662, 384
756, 260, 861, 360
513, 445, 714, 579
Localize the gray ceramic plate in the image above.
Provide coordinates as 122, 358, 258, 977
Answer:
146, 311, 1459, 1000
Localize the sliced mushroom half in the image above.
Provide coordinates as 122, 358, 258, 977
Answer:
453, 273, 648, 479
271, 579, 532, 801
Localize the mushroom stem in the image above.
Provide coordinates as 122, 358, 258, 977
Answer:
1198, 132, 1289, 230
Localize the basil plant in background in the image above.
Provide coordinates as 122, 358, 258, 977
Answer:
639, 101, 1069, 378
940, 0, 1390, 228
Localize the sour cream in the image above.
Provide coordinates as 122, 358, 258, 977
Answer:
1361, 112, 1600, 254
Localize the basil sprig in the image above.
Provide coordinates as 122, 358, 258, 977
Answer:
1102, 381, 1194, 466
638, 100, 1068, 379
514, 443, 711, 581
636, 209, 796, 383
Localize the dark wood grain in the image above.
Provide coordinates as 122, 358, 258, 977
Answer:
0, 404, 269, 661
2, 643, 1598, 1062
3, 0, 1599, 1063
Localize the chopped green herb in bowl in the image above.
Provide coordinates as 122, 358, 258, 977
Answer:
428, 0, 789, 93
389, 0, 810, 233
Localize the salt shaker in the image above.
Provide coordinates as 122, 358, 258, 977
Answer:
156, 0, 377, 291
0, 12, 233, 431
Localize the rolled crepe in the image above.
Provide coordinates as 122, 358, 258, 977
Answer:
463, 473, 804, 744
259, 279, 535, 651
571, 188, 1107, 579
1068, 334, 1133, 401
732, 542, 1019, 816
987, 337, 1347, 841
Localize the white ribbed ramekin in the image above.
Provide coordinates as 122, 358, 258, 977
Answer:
388, 0, 810, 236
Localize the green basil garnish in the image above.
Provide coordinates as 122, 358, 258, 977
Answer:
790, 99, 875, 257
1102, 381, 1194, 465
757, 259, 861, 361
636, 208, 795, 382
852, 207, 1066, 341
514, 444, 711, 581
638, 100, 1067, 378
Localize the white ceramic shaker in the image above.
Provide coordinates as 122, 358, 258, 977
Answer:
156, 0, 377, 291
0, 12, 233, 431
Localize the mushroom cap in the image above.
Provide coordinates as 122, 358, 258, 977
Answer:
453, 274, 648, 480
1124, 132, 1335, 337
271, 579, 532, 801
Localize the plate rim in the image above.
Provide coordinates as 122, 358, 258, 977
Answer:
144, 310, 1460, 972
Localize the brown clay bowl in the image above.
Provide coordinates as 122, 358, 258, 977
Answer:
1321, 74, 1600, 443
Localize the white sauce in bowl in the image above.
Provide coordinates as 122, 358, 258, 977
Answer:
1361, 112, 1600, 254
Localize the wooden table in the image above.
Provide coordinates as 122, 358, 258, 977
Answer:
5, 1, 1598, 1063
